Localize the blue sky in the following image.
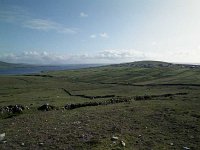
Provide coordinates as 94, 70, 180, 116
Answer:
0, 0, 200, 64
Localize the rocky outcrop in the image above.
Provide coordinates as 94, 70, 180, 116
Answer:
37, 104, 56, 111
0, 105, 25, 114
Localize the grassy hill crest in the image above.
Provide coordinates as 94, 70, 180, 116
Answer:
111, 60, 199, 68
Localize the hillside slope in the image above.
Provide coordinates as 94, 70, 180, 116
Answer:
0, 60, 200, 150
49, 61, 200, 84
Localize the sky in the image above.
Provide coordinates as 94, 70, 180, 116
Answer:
0, 0, 200, 64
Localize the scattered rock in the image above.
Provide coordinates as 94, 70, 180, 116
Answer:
73, 121, 81, 125
0, 133, 5, 141
3, 140, 7, 143
0, 105, 25, 114
111, 136, 119, 141
121, 140, 125, 147
21, 142, 25, 146
37, 104, 56, 111
0, 140, 7, 144
170, 142, 174, 146
39, 142, 44, 146
190, 135, 194, 139
25, 106, 30, 110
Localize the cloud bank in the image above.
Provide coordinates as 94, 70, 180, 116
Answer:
99, 33, 109, 38
90, 32, 109, 39
0, 50, 145, 64
80, 12, 88, 18
0, 49, 199, 65
23, 19, 76, 34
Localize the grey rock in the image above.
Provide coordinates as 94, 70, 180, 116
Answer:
0, 133, 5, 141
111, 136, 119, 141
121, 140, 125, 147
21, 142, 25, 146
39, 142, 44, 146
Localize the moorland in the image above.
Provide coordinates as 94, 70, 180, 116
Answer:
0, 61, 200, 150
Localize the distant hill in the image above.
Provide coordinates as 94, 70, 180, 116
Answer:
0, 61, 13, 66
110, 60, 200, 69
0, 61, 33, 69
0, 61, 106, 75
49, 60, 200, 85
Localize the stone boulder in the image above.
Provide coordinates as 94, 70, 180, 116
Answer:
38, 104, 55, 111
0, 104, 25, 114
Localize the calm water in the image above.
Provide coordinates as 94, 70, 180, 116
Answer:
0, 64, 102, 75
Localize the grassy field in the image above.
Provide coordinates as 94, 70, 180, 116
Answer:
0, 61, 200, 149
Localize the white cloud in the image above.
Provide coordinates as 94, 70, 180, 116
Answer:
1, 48, 200, 65
0, 51, 72, 65
139, 48, 200, 64
90, 34, 96, 38
97, 50, 139, 59
151, 41, 157, 46
23, 19, 76, 34
23, 19, 58, 31
99, 32, 109, 38
0, 7, 77, 34
90, 33, 109, 39
80, 12, 88, 18
0, 49, 146, 64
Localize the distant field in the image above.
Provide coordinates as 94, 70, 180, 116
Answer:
0, 61, 200, 149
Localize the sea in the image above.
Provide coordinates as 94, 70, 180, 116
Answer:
0, 64, 102, 75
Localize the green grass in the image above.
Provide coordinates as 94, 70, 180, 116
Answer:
0, 61, 200, 149
49, 64, 200, 84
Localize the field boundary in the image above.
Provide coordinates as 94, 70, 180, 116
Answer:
61, 88, 115, 99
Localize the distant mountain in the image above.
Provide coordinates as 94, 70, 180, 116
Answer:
0, 61, 104, 69
0, 61, 33, 69
0, 61, 105, 75
0, 61, 13, 66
